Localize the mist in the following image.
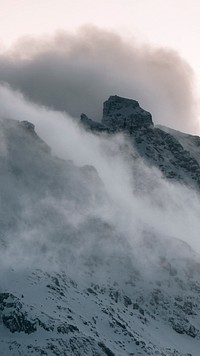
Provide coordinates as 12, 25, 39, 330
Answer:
0, 26, 199, 134
0, 83, 200, 279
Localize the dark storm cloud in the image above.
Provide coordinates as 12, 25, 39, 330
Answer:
0, 26, 198, 132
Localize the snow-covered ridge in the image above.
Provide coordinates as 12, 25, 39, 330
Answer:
1, 235, 200, 356
1, 96, 200, 355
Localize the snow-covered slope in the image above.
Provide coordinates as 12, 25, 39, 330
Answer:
1, 236, 200, 356
1, 96, 200, 355
157, 125, 200, 166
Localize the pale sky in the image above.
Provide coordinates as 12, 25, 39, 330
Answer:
0, 0, 199, 77
0, 0, 200, 96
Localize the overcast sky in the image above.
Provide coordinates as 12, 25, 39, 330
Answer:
0, 0, 199, 76
0, 0, 199, 132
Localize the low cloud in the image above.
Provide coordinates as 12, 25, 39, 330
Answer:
0, 26, 198, 133
0, 84, 200, 278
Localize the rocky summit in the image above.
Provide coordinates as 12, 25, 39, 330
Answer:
81, 95, 153, 133
1, 96, 200, 356
102, 95, 153, 131
81, 95, 200, 189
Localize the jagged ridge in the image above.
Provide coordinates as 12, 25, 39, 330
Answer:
1, 97, 200, 355
81, 95, 200, 189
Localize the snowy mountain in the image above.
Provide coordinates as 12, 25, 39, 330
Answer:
81, 95, 200, 189
1, 96, 200, 356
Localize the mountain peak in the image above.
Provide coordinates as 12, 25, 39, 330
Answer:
80, 95, 200, 190
80, 95, 153, 133
102, 95, 153, 131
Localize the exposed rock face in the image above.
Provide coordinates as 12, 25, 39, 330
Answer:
81, 95, 153, 133
80, 95, 200, 190
1, 238, 200, 356
102, 95, 153, 131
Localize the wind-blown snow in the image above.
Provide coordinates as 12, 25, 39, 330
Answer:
1, 85, 200, 355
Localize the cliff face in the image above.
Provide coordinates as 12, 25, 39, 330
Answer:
81, 95, 152, 133
102, 95, 153, 131
81, 95, 200, 189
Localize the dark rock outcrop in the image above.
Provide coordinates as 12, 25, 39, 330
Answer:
80, 95, 200, 189
102, 95, 153, 132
